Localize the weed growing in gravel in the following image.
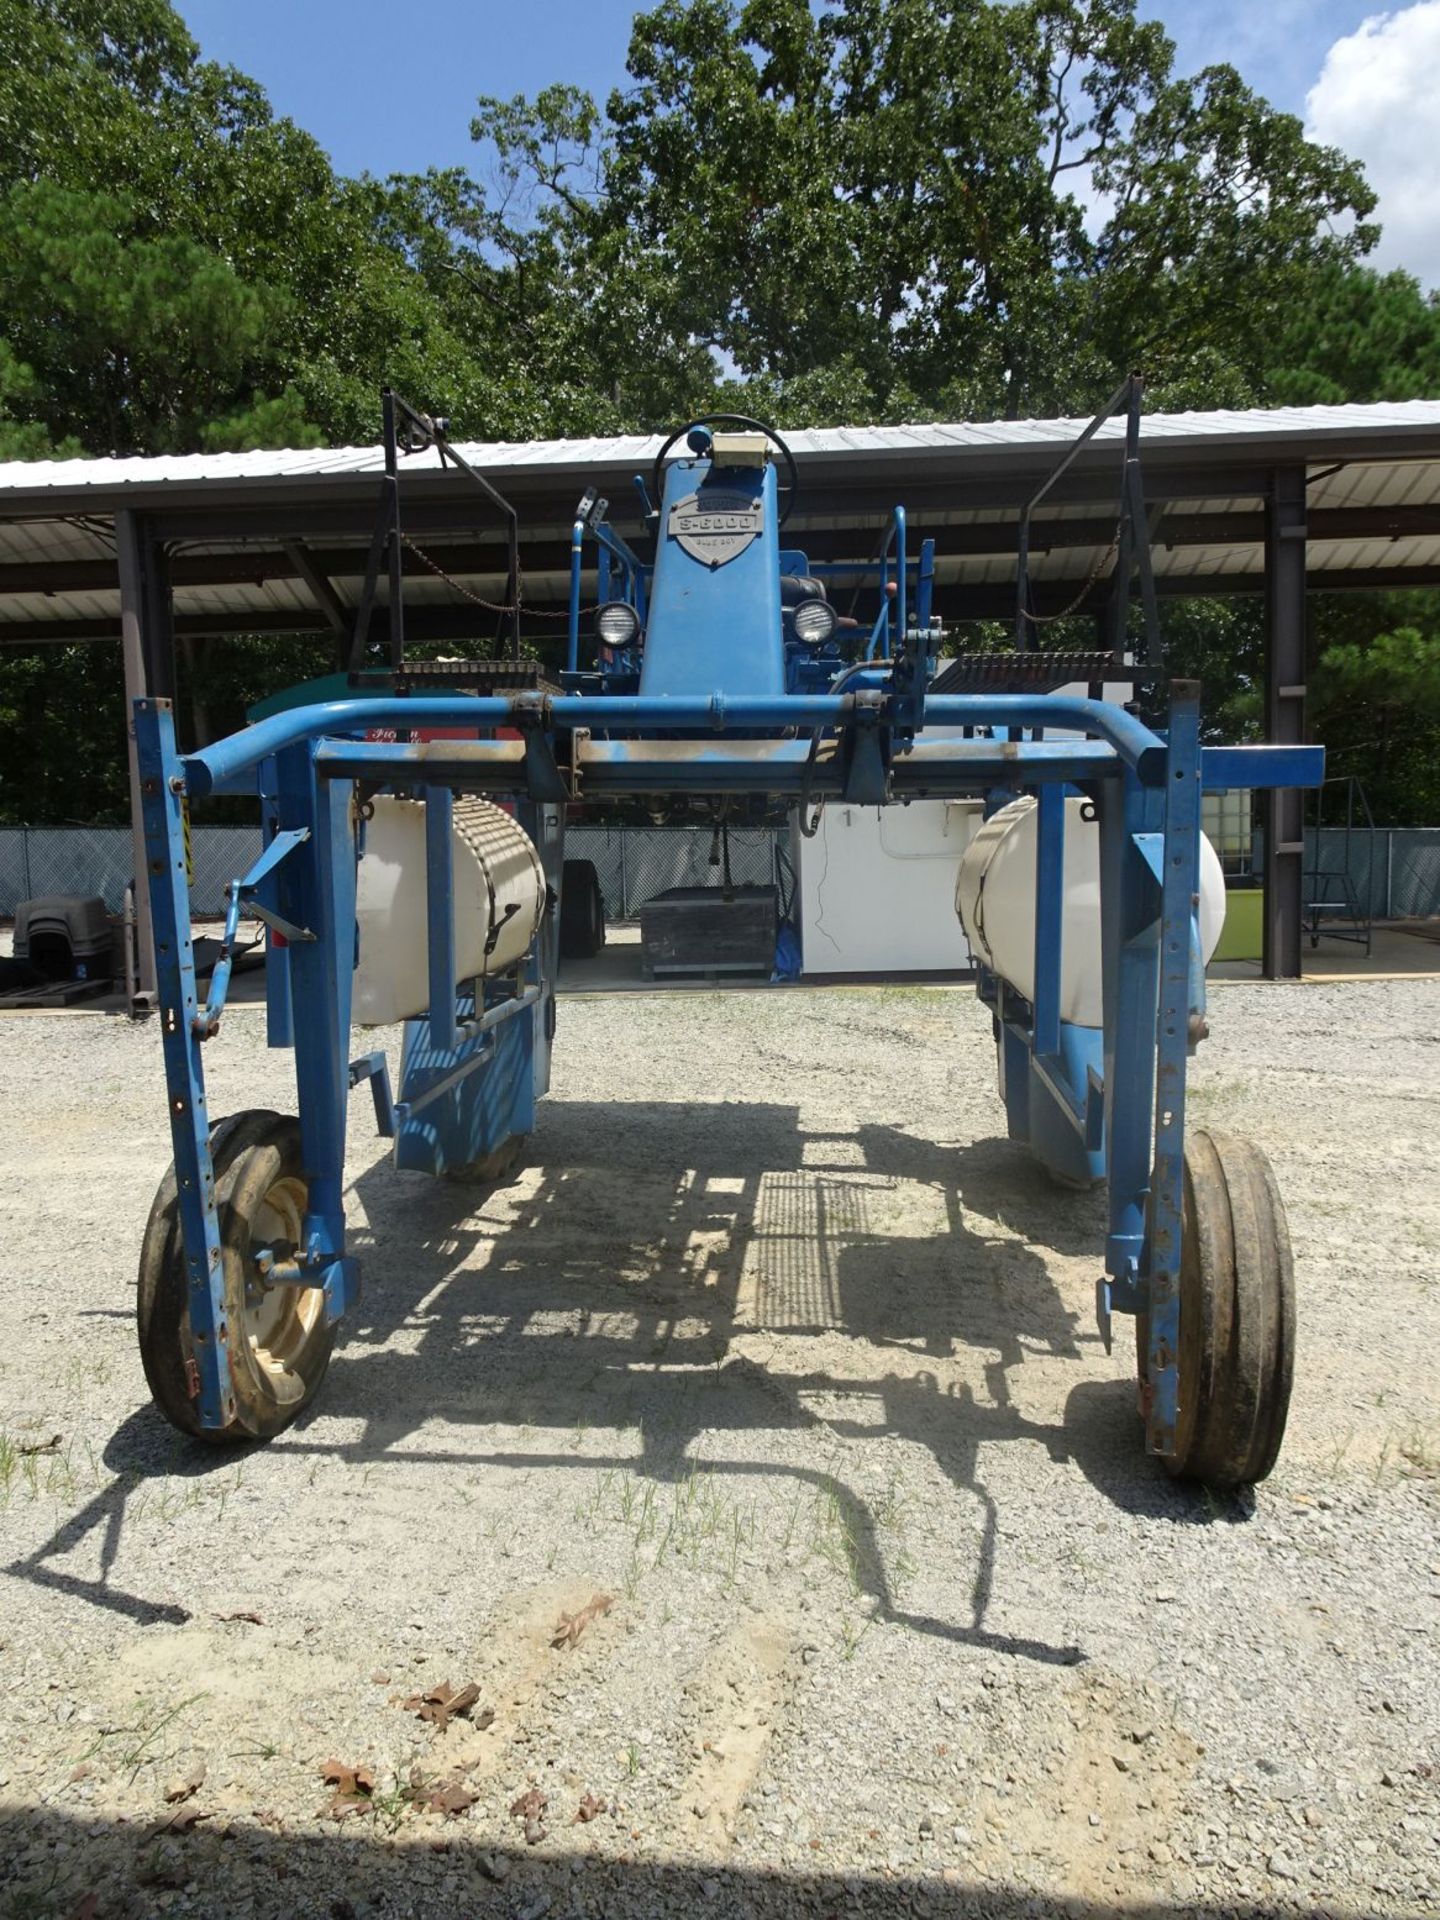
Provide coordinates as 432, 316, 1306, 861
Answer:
0, 1431, 91, 1508
808, 1486, 863, 1595
1398, 1425, 1440, 1478
840, 1611, 878, 1661
5, 1860, 63, 1918
365, 1771, 413, 1835
79, 1692, 207, 1784
584, 1461, 760, 1579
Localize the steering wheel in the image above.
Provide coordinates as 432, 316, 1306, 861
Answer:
652, 413, 800, 529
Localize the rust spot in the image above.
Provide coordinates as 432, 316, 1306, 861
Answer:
184, 1357, 200, 1402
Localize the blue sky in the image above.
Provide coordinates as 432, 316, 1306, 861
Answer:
173, 1, 1370, 180
175, 2, 1440, 282
174, 1, 638, 181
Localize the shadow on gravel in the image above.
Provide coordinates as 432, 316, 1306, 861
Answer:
8, 1099, 1243, 1662
1061, 1380, 1257, 1528
2, 1411, 241, 1629
0, 1805, 1352, 1920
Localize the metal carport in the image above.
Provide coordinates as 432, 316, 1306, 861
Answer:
3, 396, 1440, 995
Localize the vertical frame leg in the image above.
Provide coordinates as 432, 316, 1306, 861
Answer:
259, 757, 294, 1050
275, 744, 359, 1322
1099, 765, 1163, 1313
1145, 681, 1203, 1455
425, 785, 458, 1051
134, 699, 235, 1428
1032, 783, 1064, 1059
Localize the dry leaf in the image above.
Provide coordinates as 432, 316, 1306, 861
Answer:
509, 1786, 547, 1823
401, 1679, 484, 1730
320, 1758, 376, 1821
572, 1791, 607, 1824
153, 1804, 212, 1835
164, 1761, 206, 1804
404, 1771, 480, 1818
215, 1610, 264, 1626
550, 1592, 614, 1649
322, 1759, 376, 1795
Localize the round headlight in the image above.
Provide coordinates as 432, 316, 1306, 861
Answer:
595, 601, 641, 649
792, 599, 838, 647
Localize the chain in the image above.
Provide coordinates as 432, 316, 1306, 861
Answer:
401, 533, 517, 613
400, 533, 598, 622
1020, 523, 1121, 626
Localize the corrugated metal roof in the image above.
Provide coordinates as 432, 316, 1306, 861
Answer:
3, 398, 1440, 496
2, 398, 1438, 639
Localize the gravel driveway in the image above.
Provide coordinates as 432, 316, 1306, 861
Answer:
0, 978, 1437, 1919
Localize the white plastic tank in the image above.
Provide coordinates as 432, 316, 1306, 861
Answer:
353, 795, 546, 1026
955, 795, 1226, 1028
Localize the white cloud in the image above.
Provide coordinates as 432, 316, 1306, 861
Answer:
1306, 3, 1440, 286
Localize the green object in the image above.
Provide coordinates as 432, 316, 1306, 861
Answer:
246, 673, 354, 723
1212, 887, 1263, 962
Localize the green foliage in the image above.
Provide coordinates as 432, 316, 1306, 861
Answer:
1310, 596, 1440, 823
0, 180, 289, 455
592, 0, 1377, 418
0, 644, 129, 824
1267, 266, 1440, 407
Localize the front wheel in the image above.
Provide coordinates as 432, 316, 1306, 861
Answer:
1136, 1127, 1295, 1489
138, 1111, 335, 1443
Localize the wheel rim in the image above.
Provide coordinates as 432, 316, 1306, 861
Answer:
243, 1174, 325, 1379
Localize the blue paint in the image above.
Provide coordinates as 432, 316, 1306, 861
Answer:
134, 698, 233, 1428
423, 785, 457, 1052
134, 426, 1325, 1444
640, 456, 786, 698
395, 992, 536, 1176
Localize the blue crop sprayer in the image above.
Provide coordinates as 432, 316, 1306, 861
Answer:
133, 382, 1320, 1487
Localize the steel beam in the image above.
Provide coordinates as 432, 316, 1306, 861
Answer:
115, 511, 159, 1009
280, 539, 350, 655
1262, 467, 1308, 980
6, 503, 1440, 603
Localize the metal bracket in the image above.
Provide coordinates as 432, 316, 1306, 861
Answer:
521, 725, 569, 803
194, 828, 312, 1037
349, 1051, 395, 1138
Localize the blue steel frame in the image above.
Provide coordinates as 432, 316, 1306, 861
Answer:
135, 669, 1319, 1447
134, 422, 1323, 1448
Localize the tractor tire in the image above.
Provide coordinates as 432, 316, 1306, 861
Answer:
138, 1111, 335, 1443
1136, 1127, 1295, 1489
559, 859, 605, 960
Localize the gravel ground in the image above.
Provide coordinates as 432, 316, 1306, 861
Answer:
0, 977, 1437, 1920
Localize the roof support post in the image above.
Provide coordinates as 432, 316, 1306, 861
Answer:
1262, 466, 1307, 980
116, 509, 164, 1010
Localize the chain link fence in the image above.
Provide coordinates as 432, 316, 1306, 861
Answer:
0, 823, 784, 923
4, 820, 1439, 925
0, 826, 262, 917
